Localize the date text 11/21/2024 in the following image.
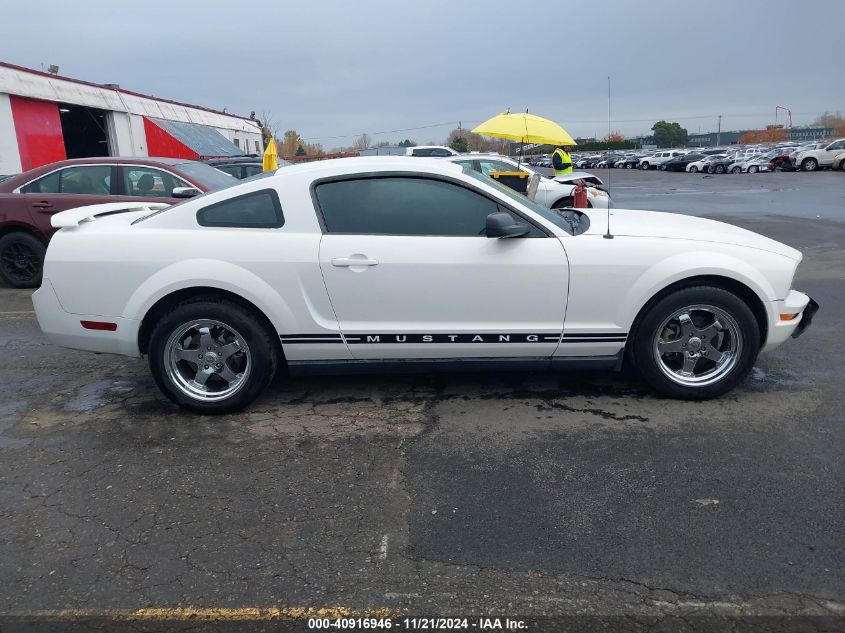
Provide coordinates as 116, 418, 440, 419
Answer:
307, 617, 528, 630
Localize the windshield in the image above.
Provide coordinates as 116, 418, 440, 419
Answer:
174, 161, 240, 190
462, 167, 574, 234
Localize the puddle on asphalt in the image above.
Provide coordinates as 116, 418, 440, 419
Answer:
64, 380, 137, 412
748, 367, 810, 389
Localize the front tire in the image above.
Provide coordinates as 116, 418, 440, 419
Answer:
731, 166, 742, 174
631, 286, 760, 400
0, 232, 46, 288
689, 165, 699, 173
801, 158, 818, 171
641, 162, 650, 170
148, 298, 279, 414
748, 165, 759, 173
714, 165, 725, 174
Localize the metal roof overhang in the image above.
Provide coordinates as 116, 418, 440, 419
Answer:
146, 117, 246, 157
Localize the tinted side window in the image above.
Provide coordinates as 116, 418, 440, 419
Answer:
22, 166, 111, 194
478, 160, 514, 176
123, 166, 190, 198
197, 189, 284, 228
60, 166, 112, 194
315, 177, 501, 236
215, 165, 243, 178
21, 170, 61, 193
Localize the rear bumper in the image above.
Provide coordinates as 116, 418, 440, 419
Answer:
32, 280, 142, 357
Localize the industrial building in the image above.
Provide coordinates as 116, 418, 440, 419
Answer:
634, 127, 835, 148
0, 61, 262, 175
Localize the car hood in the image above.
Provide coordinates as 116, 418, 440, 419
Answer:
581, 208, 802, 260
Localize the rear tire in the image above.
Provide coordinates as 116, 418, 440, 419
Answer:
641, 162, 650, 170
0, 232, 46, 288
801, 158, 818, 171
731, 166, 742, 174
148, 298, 279, 414
689, 165, 699, 173
714, 165, 725, 174
631, 286, 760, 400
748, 165, 759, 173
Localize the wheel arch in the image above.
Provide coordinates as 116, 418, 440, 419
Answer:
626, 274, 769, 358
137, 286, 284, 362
0, 222, 49, 244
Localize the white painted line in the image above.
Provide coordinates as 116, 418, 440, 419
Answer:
378, 534, 389, 560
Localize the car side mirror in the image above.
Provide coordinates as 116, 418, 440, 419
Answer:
171, 186, 202, 198
486, 212, 530, 239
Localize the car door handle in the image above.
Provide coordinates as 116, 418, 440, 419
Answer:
32, 201, 53, 209
331, 257, 379, 267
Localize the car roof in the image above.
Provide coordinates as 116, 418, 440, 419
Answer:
0, 156, 203, 191
269, 156, 465, 180
446, 153, 514, 162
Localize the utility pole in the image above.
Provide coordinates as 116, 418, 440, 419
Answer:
716, 115, 722, 147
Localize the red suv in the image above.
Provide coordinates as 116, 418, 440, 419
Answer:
0, 157, 236, 287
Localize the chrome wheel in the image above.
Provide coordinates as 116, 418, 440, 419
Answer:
164, 319, 251, 402
653, 304, 742, 387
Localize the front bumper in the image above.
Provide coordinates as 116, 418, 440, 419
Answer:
791, 298, 818, 338
760, 290, 817, 353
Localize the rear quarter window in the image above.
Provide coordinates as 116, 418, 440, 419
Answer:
196, 189, 284, 228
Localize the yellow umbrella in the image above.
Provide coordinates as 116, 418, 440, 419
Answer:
472, 112, 577, 146
262, 137, 279, 172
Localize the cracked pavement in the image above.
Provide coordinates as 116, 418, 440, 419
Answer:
0, 172, 843, 630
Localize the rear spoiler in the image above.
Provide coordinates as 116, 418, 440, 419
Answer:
51, 202, 170, 229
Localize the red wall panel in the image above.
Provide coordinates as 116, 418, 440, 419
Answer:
143, 117, 200, 159
10, 96, 66, 170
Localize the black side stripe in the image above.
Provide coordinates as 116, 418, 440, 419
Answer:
279, 333, 627, 344
279, 333, 343, 344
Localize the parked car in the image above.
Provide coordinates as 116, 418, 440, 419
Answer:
769, 154, 795, 171
686, 155, 726, 173
663, 153, 706, 172
619, 155, 644, 169
0, 157, 237, 287
33, 156, 817, 413
706, 156, 736, 174
741, 155, 772, 173
640, 150, 685, 170
727, 156, 760, 174
449, 154, 610, 208
205, 156, 290, 179
831, 152, 845, 171
793, 138, 845, 171
406, 145, 459, 157
576, 156, 600, 169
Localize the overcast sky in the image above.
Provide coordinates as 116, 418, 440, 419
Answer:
2, 1, 843, 147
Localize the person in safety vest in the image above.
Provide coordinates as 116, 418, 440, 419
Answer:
552, 145, 573, 176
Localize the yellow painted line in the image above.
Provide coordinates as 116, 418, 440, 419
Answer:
4, 607, 402, 621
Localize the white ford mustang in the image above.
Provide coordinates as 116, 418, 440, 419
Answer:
33, 157, 817, 414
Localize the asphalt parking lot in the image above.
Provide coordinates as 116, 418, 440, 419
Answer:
0, 170, 843, 630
